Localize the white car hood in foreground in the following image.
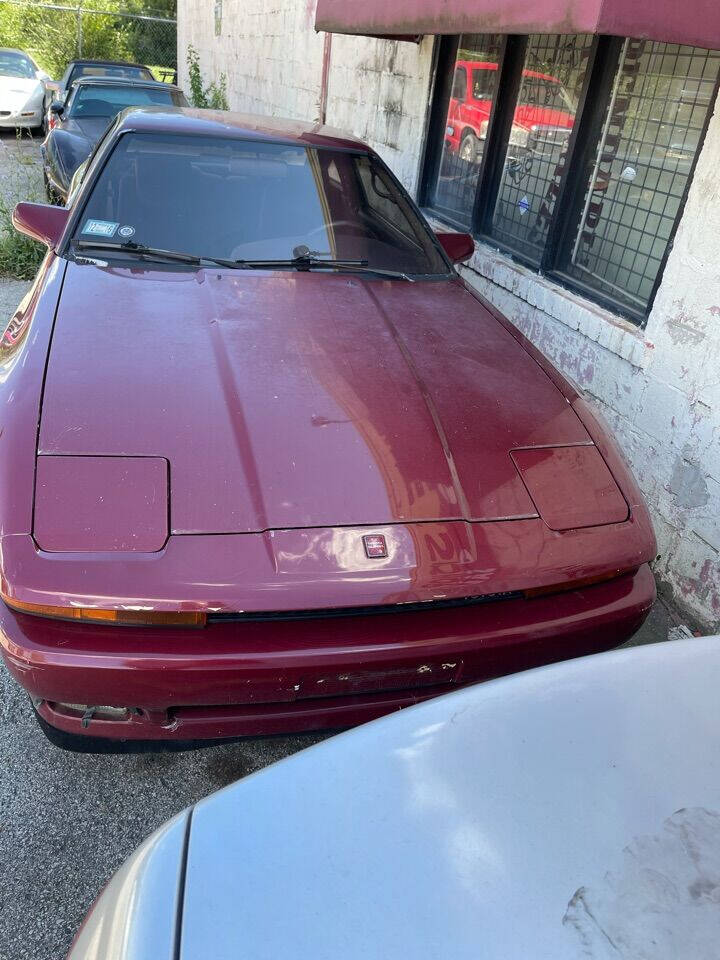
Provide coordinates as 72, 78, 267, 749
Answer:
0, 74, 42, 105
70, 636, 720, 960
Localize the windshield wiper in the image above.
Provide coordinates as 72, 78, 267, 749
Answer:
74, 239, 204, 265
73, 240, 242, 269
232, 255, 415, 281
72, 243, 414, 279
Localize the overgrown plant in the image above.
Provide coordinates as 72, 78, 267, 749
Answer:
186, 44, 229, 110
0, 198, 45, 280
0, 135, 45, 280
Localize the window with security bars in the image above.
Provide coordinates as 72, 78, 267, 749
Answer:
431, 34, 503, 227
422, 34, 720, 323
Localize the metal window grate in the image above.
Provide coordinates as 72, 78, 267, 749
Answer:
565, 41, 720, 311
489, 34, 595, 265
424, 33, 720, 322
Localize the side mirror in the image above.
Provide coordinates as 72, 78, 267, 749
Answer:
12, 202, 70, 248
50, 100, 64, 115
436, 231, 474, 264
37, 70, 51, 82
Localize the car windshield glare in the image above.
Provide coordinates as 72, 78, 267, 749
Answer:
73, 133, 451, 276
70, 86, 182, 118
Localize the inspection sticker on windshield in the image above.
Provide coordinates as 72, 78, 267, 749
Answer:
118, 225, 136, 239
81, 219, 119, 238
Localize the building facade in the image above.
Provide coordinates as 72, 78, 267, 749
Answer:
178, 0, 720, 630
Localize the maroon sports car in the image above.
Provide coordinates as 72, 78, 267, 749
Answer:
0, 108, 656, 750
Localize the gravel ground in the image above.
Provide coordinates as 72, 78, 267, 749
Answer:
0, 129, 44, 210
0, 132, 40, 342
0, 128, 689, 960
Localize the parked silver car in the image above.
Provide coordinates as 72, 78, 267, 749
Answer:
68, 635, 720, 959
0, 47, 51, 131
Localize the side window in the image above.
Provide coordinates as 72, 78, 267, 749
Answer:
451, 67, 467, 102
355, 157, 425, 249
472, 67, 495, 100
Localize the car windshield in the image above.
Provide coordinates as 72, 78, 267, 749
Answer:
73, 133, 451, 275
69, 85, 184, 118
69, 64, 153, 85
0, 51, 35, 80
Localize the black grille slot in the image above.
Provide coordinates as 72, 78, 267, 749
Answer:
207, 591, 522, 624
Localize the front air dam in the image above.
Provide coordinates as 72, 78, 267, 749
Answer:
1, 565, 655, 744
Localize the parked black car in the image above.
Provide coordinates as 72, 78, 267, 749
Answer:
46, 58, 156, 112
41, 77, 187, 204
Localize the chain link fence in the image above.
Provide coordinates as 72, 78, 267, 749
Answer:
0, 0, 177, 81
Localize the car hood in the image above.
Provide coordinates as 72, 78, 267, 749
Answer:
515, 104, 575, 129
46, 121, 100, 192
39, 265, 591, 534
60, 116, 108, 141
0, 74, 41, 102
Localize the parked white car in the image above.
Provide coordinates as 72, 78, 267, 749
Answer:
0, 47, 51, 131
68, 635, 720, 959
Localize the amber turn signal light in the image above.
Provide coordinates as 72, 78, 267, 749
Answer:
0, 591, 206, 627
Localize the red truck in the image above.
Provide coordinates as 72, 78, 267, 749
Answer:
445, 60, 577, 161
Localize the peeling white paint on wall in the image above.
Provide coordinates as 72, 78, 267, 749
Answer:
177, 0, 720, 630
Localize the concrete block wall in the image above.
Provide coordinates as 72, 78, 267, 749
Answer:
177, 0, 720, 630
178, 0, 327, 122
325, 34, 434, 192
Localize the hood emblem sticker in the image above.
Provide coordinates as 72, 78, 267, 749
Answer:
363, 534, 388, 559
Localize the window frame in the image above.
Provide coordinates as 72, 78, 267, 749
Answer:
419, 34, 720, 327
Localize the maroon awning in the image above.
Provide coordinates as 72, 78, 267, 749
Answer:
315, 0, 720, 51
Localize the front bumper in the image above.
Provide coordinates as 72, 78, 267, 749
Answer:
0, 106, 43, 128
0, 565, 655, 742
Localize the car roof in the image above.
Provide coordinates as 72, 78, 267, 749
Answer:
71, 76, 181, 92
67, 58, 151, 69
113, 106, 372, 152
456, 59, 561, 83
0, 47, 36, 59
